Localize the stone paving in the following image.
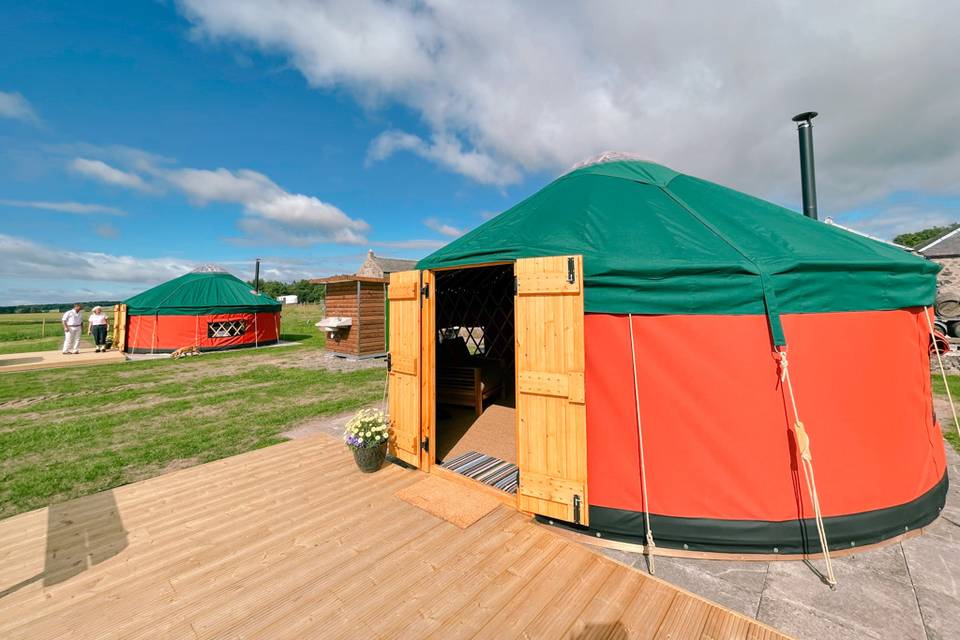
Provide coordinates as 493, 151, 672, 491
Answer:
600, 439, 960, 640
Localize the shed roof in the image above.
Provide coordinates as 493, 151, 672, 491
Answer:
310, 275, 388, 284
369, 254, 417, 274
918, 227, 960, 257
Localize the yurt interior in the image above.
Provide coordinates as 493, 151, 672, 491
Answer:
431, 263, 519, 493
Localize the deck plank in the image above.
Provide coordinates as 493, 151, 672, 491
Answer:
0, 433, 792, 639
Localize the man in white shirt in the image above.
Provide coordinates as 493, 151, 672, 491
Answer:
62, 303, 83, 354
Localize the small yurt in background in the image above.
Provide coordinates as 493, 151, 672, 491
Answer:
122, 266, 281, 353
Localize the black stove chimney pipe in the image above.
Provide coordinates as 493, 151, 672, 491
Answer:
792, 111, 819, 220
253, 258, 261, 294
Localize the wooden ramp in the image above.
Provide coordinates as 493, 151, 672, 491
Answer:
0, 347, 124, 374
0, 434, 791, 639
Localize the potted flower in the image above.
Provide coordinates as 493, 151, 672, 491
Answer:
344, 408, 390, 473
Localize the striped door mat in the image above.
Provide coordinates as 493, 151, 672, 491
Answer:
440, 451, 519, 494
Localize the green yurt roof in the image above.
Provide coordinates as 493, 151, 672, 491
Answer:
418, 159, 937, 344
125, 269, 281, 316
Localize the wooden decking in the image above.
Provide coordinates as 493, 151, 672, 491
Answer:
0, 434, 791, 639
0, 347, 124, 373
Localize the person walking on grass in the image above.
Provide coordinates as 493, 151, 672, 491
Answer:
62, 303, 83, 355
88, 306, 109, 352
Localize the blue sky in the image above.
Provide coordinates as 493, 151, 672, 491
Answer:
2, 1, 959, 304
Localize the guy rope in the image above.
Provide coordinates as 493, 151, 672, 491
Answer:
627, 314, 656, 574
924, 306, 960, 441
775, 347, 836, 588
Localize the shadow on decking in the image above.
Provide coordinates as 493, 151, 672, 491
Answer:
0, 490, 128, 598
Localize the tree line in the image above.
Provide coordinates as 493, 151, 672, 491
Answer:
893, 224, 959, 248
0, 301, 121, 314
248, 279, 326, 303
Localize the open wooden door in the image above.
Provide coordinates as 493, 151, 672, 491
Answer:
387, 270, 422, 468
515, 255, 588, 525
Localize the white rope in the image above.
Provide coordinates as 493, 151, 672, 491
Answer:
150, 313, 158, 355
131, 310, 142, 354
923, 307, 960, 440
627, 314, 656, 573
778, 349, 836, 588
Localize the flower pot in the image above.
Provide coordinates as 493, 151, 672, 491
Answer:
351, 442, 387, 473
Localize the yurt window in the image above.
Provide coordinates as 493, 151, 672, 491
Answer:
432, 263, 517, 495
207, 320, 246, 338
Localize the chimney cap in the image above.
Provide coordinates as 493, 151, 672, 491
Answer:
792, 111, 819, 123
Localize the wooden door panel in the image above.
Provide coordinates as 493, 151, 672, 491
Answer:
387, 270, 422, 468
515, 255, 588, 525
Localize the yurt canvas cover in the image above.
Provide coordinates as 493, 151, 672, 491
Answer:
411, 160, 947, 555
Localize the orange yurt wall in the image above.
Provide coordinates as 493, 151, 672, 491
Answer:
126, 311, 280, 353
583, 309, 947, 553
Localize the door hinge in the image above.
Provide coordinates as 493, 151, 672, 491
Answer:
567, 257, 576, 284
386, 352, 392, 372
573, 495, 582, 524
513, 276, 519, 296
420, 436, 429, 453
421, 283, 430, 299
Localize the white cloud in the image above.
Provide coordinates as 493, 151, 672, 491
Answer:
68, 150, 370, 246
0, 200, 125, 216
164, 167, 369, 245
180, 0, 960, 209
220, 253, 369, 281
368, 131, 520, 185
70, 158, 152, 192
373, 238, 446, 251
0, 91, 40, 125
424, 217, 464, 238
0, 234, 192, 284
834, 204, 959, 240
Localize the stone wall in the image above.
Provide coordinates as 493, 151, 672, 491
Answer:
933, 256, 960, 294
356, 253, 384, 278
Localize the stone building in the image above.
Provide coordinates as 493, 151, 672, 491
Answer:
355, 250, 417, 279
917, 229, 960, 293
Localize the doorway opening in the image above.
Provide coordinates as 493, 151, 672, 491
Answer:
433, 263, 517, 494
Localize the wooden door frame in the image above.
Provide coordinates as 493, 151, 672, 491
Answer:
420, 262, 520, 511
419, 269, 434, 471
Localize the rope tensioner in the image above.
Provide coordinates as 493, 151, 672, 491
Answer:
775, 348, 837, 588
628, 314, 656, 574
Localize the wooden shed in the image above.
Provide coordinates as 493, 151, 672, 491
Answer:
312, 275, 388, 358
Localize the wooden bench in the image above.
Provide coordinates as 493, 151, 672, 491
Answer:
437, 362, 503, 416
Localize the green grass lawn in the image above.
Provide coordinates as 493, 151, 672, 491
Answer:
0, 303, 388, 520
931, 374, 960, 453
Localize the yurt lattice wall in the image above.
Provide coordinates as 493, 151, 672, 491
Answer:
435, 264, 515, 371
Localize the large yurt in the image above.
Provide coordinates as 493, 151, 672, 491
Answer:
123, 266, 281, 353
386, 156, 948, 565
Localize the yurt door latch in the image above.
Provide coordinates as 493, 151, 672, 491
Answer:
567, 257, 576, 284
573, 495, 582, 524
420, 283, 430, 299
420, 436, 429, 453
